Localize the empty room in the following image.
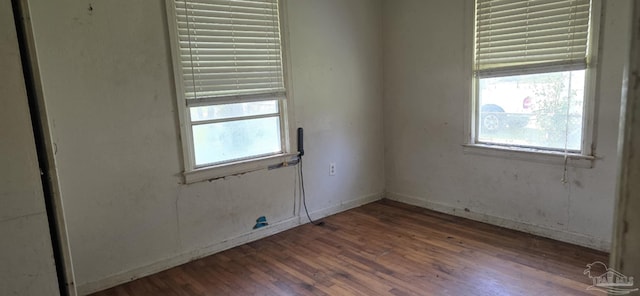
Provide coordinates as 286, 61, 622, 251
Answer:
2, 0, 640, 295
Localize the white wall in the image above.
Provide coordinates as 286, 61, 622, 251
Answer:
383, 0, 632, 251
287, 0, 385, 212
25, 0, 384, 294
0, 0, 59, 294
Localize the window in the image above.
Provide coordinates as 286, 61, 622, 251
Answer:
472, 0, 597, 154
167, 0, 287, 172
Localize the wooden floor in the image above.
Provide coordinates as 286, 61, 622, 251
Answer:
92, 200, 608, 296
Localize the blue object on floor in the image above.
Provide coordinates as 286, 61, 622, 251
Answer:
253, 216, 268, 229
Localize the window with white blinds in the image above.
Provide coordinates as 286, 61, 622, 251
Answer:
471, 0, 598, 155
475, 0, 591, 76
175, 0, 285, 101
167, 0, 288, 171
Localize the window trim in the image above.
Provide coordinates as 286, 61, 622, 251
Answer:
184, 152, 299, 184
165, 0, 296, 183
463, 0, 602, 166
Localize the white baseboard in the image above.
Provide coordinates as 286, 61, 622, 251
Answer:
307, 192, 383, 222
385, 192, 611, 252
77, 192, 384, 295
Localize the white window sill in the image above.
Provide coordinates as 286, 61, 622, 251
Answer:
462, 144, 595, 168
183, 153, 299, 184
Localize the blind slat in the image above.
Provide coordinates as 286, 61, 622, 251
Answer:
181, 64, 282, 70
477, 0, 589, 11
180, 41, 280, 49
478, 32, 588, 50
180, 54, 281, 61
184, 70, 283, 76
177, 23, 277, 32
177, 16, 278, 26
178, 32, 279, 40
478, 46, 587, 61
185, 76, 281, 86
477, 2, 589, 21
477, 24, 588, 42
175, 0, 284, 100
180, 46, 280, 52
475, 0, 592, 72
477, 40, 588, 55
184, 87, 285, 99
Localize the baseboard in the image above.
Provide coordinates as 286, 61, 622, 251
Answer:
307, 192, 383, 222
77, 192, 383, 295
386, 192, 611, 252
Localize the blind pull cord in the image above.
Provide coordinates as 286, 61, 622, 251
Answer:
561, 2, 579, 185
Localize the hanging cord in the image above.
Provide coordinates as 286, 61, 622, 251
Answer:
561, 154, 570, 184
298, 156, 324, 226
561, 71, 573, 184
183, 0, 197, 100
562, 2, 580, 184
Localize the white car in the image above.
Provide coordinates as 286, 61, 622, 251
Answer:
479, 92, 532, 132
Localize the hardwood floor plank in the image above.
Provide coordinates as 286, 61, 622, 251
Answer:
91, 200, 607, 296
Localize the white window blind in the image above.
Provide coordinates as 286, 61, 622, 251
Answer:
175, 0, 285, 102
475, 0, 591, 76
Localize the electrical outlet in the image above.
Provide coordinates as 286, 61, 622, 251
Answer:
329, 162, 336, 176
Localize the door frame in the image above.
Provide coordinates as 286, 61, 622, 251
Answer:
611, 0, 640, 280
11, 1, 77, 295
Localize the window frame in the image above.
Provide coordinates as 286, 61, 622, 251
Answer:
463, 0, 602, 167
165, 0, 296, 183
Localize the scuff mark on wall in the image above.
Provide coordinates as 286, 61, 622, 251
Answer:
573, 179, 584, 188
